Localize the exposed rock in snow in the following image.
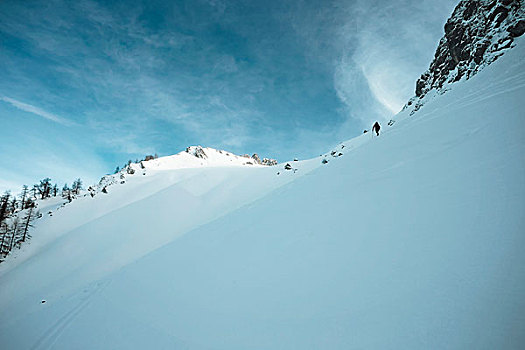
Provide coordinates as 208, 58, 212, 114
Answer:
186, 146, 208, 159
251, 153, 262, 165
405, 0, 524, 114
262, 158, 277, 166
97, 174, 118, 191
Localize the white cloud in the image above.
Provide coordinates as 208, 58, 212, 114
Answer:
333, 0, 458, 122
0, 96, 73, 126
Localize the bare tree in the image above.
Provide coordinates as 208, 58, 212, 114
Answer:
20, 185, 29, 209
31, 185, 39, 200
9, 197, 17, 214
0, 222, 9, 259
72, 178, 83, 195
62, 184, 72, 202
20, 206, 36, 243
37, 178, 52, 199
0, 192, 10, 225
9, 217, 20, 250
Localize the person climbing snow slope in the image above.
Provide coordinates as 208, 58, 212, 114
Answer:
372, 121, 381, 136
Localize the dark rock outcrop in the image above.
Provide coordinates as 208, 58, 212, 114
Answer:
405, 0, 524, 114
251, 153, 262, 165
186, 146, 207, 159
508, 19, 525, 36
261, 158, 278, 166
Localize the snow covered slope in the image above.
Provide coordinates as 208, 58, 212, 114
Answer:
1, 33, 524, 350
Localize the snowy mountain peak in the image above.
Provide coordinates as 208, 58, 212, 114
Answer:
138, 146, 277, 171
93, 146, 278, 194
404, 0, 524, 114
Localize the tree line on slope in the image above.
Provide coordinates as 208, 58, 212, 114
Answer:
0, 153, 160, 263
0, 177, 83, 262
113, 154, 158, 175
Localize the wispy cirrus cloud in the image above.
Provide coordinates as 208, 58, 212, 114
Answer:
332, 0, 458, 124
0, 96, 73, 126
0, 0, 459, 192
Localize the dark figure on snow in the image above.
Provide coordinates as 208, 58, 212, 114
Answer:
372, 121, 381, 136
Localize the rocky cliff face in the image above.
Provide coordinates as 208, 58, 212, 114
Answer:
186, 146, 208, 159
405, 0, 524, 113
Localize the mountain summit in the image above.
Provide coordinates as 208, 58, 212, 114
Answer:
91, 146, 278, 195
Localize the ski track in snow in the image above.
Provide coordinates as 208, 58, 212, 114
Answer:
30, 280, 110, 350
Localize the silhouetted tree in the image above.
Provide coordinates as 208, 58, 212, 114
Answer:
0, 192, 10, 225
19, 185, 29, 210
24, 198, 35, 209
72, 178, 83, 195
0, 222, 9, 259
9, 197, 17, 214
62, 184, 72, 202
20, 206, 36, 243
31, 185, 38, 200
37, 178, 52, 199
9, 217, 20, 250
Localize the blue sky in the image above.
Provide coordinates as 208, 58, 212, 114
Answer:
0, 0, 457, 192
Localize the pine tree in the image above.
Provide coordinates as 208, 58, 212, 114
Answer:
20, 206, 36, 243
20, 185, 28, 210
0, 192, 10, 225
9, 217, 20, 250
62, 184, 72, 202
31, 184, 39, 200
72, 178, 83, 195
9, 197, 17, 214
0, 222, 9, 259
38, 178, 52, 199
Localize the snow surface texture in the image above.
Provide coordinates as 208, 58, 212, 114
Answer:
1, 40, 524, 350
